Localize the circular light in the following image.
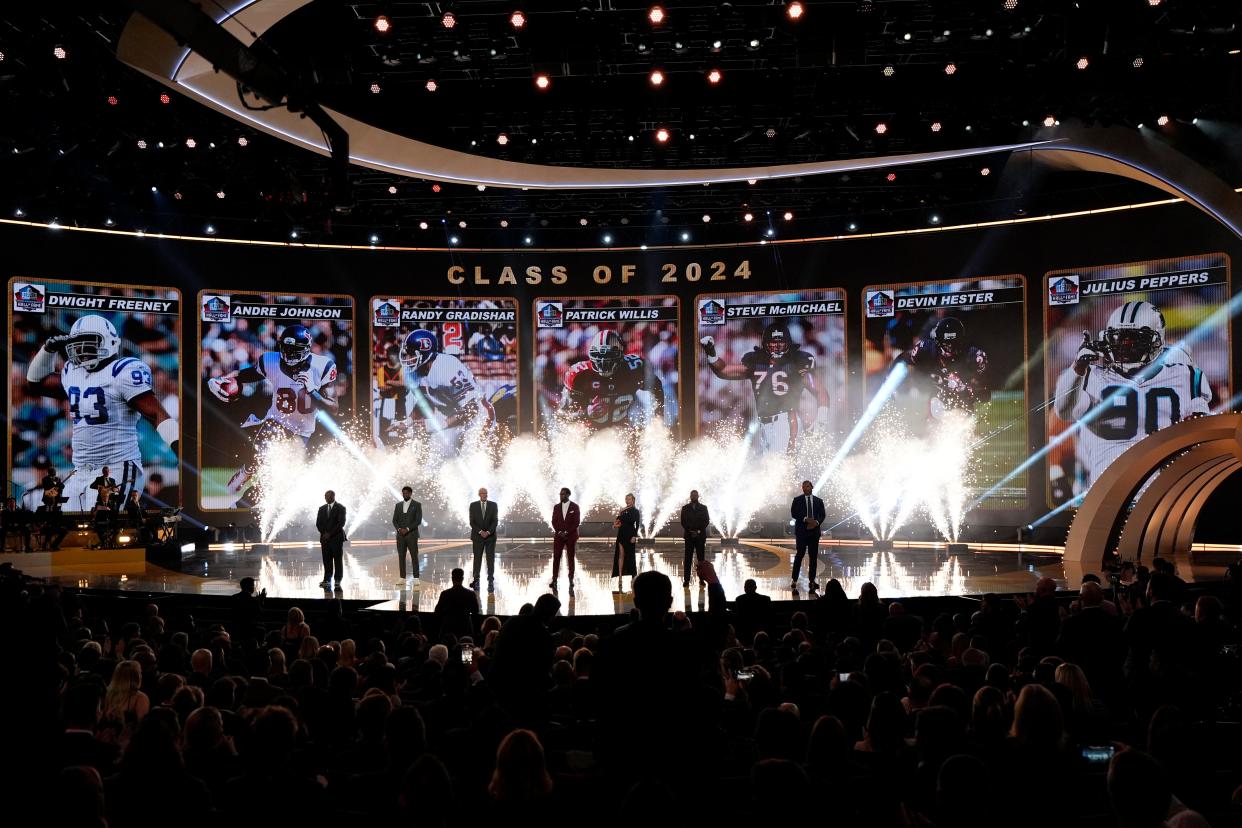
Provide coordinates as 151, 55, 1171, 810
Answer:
649, 69, 665, 86
603, 234, 613, 244
648, 6, 665, 25
531, 137, 538, 144
1043, 115, 1056, 127
848, 222, 858, 231
442, 11, 456, 28
374, 15, 391, 33
105, 218, 114, 227
965, 124, 973, 131
783, 211, 794, 221
136, 139, 147, 149
743, 212, 754, 222
173, 191, 182, 200
702, 214, 711, 223
290, 230, 299, 239
1147, 0, 1161, 5
980, 167, 991, 176
159, 93, 171, 104
459, 220, 468, 228
1076, 56, 1089, 70
524, 236, 533, 245
627, 135, 635, 142
886, 172, 897, 182
707, 68, 722, 84
237, 136, 249, 147
534, 74, 550, 89
419, 221, 429, 230
157, 141, 165, 148
579, 217, 588, 226
747, 178, 758, 185
370, 82, 382, 94
510, 10, 526, 29
497, 133, 509, 145
1133, 56, 1144, 68
370, 233, 380, 244
205, 225, 215, 235
930, 121, 943, 132
388, 185, 398, 194
1004, 0, 1018, 8
477, 184, 487, 191
765, 128, 776, 138
944, 62, 957, 75
150, 186, 157, 193
432, 184, 442, 193
500, 219, 509, 228
688, 133, 695, 140
185, 137, 196, 148
749, 38, 760, 48
902, 32, 912, 41
655, 128, 670, 143
53, 45, 67, 60
425, 79, 438, 92
680, 232, 690, 241
107, 95, 119, 106
882, 64, 895, 77
786, 2, 804, 20
1156, 114, 1170, 126
874, 122, 888, 134
449, 235, 459, 244
216, 190, 226, 199
930, 214, 941, 224
765, 228, 775, 238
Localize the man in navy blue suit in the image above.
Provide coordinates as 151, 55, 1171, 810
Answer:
790, 480, 826, 591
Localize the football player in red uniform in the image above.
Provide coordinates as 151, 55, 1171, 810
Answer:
559, 330, 665, 428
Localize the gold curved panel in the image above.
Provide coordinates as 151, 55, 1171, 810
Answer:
1139, 449, 1235, 561
1170, 461, 1241, 555
1114, 447, 1232, 561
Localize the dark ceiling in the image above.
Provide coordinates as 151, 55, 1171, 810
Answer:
1, 0, 1241, 248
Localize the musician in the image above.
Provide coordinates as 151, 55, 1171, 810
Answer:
124, 490, 153, 545
39, 467, 65, 510
612, 493, 640, 593
550, 487, 580, 591
90, 466, 119, 509
36, 502, 68, 551
2, 497, 33, 552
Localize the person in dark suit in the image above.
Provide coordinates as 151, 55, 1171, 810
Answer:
679, 490, 710, 588
469, 487, 498, 592
123, 490, 150, 545
316, 490, 347, 589
791, 480, 826, 590
90, 466, 119, 509
612, 493, 640, 593
231, 577, 266, 644
35, 503, 69, 551
550, 487, 580, 590
393, 486, 422, 586
434, 567, 480, 638
733, 578, 773, 640
59, 682, 119, 776
2, 497, 33, 552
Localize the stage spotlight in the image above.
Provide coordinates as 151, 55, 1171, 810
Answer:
1043, 115, 1056, 127
743, 212, 754, 222
944, 62, 957, 75
370, 82, 382, 94
702, 214, 711, 222
707, 68, 722, 84
14, 208, 24, 217
930, 121, 943, 132
374, 15, 391, 33
205, 225, 216, 235
107, 95, 119, 106
765, 127, 776, 138
216, 190, 226, 199
1147, 0, 1161, 5
136, 139, 147, 149
159, 93, 171, 104
442, 11, 456, 28
53, 45, 67, 60
0, 51, 5, 62
449, 235, 459, 245
510, 10, 526, 29
882, 64, 895, 77
105, 218, 114, 227
388, 185, 398, 194
764, 228, 775, 237
929, 214, 941, 224
648, 5, 665, 25
1004, 0, 1018, 8
981, 167, 991, 175
786, 1, 804, 20
370, 233, 380, 244
783, 211, 794, 220
747, 178, 758, 185
655, 127, 670, 143
886, 172, 897, 181
848, 222, 858, 231
497, 133, 509, 145
748, 38, 760, 48
711, 39, 722, 51
185, 137, 196, 148
425, 79, 438, 92
602, 233, 612, 244
874, 122, 888, 134
1157, 114, 1169, 126
431, 184, 442, 193
1076, 56, 1089, 69
419, 221, 429, 230
524, 236, 533, 245
500, 219, 509, 228
627, 135, 635, 141
688, 133, 696, 140
289, 230, 298, 239
477, 184, 486, 191
157, 141, 165, 148
150, 186, 157, 193
1133, 55, 1144, 68
535, 74, 550, 89
649, 69, 665, 86
237, 136, 249, 147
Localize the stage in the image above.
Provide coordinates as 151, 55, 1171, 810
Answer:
3, 536, 1232, 615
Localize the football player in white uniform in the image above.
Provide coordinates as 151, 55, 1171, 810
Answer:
208, 324, 339, 505
25, 315, 179, 511
1053, 300, 1210, 500
389, 328, 494, 449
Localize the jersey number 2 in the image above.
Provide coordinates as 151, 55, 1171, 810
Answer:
67, 386, 109, 425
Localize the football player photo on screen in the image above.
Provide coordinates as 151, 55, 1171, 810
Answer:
9, 280, 182, 511
1045, 254, 1230, 506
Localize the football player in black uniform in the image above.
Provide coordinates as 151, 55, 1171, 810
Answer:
893, 316, 990, 419
700, 322, 830, 453
559, 330, 665, 428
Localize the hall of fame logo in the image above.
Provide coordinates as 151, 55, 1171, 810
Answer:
865, 290, 895, 318
372, 298, 400, 327
536, 301, 564, 328
698, 298, 726, 326
1048, 275, 1080, 306
200, 294, 232, 322
12, 282, 46, 313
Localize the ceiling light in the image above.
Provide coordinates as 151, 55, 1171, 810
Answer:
449, 235, 459, 245
388, 185, 398, 194
707, 68, 722, 84
702, 214, 711, 223
1004, 0, 1018, 8
477, 184, 487, 191
157, 141, 165, 148
929, 214, 941, 224
747, 178, 758, 185
1133, 56, 1144, 68
649, 69, 665, 86
640, 244, 648, 250
1147, 0, 1161, 5
930, 121, 943, 132
627, 135, 635, 142
237, 136, 249, 147
107, 95, 119, 106
442, 11, 456, 28
1043, 115, 1056, 127
902, 32, 912, 42
712, 40, 722, 50
159, 93, 171, 104
688, 133, 695, 140
431, 184, 442, 193
185, 137, 196, 148
655, 128, 670, 143
648, 6, 665, 25
216, 190, 226, 199
1157, 114, 1169, 126
136, 139, 147, 149
370, 234, 380, 244
524, 236, 533, 245
535, 74, 550, 89
783, 211, 793, 221
205, 225, 215, 235
370, 82, 382, 94
874, 122, 888, 134
510, 10, 526, 29
786, 2, 804, 21
289, 230, 298, 239
418, 221, 429, 230
105, 218, 114, 227
150, 186, 157, 193
764, 228, 775, 237
374, 15, 392, 33
980, 167, 991, 176
749, 38, 760, 48
500, 220, 509, 228
1076, 56, 1089, 70
743, 212, 754, 222
425, 79, 438, 92
886, 172, 897, 182
848, 222, 858, 231
497, 133, 509, 145
603, 234, 613, 244
459, 220, 467, 228
53, 45, 67, 60
882, 64, 895, 77
681, 231, 691, 241
173, 191, 183, 200
944, 62, 957, 75
14, 208, 24, 217
765, 128, 776, 138
579, 218, 588, 226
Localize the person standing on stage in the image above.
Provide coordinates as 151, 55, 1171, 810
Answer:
791, 480, 826, 591
392, 485, 422, 588
316, 490, 348, 589
469, 487, 498, 593
612, 493, 640, 593
550, 487, 580, 591
679, 490, 710, 588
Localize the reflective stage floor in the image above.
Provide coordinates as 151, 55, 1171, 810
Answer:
7, 537, 1232, 615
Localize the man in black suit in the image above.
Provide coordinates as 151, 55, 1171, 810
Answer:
679, 490, 710, 588
468, 487, 498, 592
733, 578, 772, 639
434, 567, 480, 638
316, 490, 347, 589
392, 485, 422, 587
231, 576, 266, 644
2, 497, 33, 552
790, 480, 826, 590
1057, 580, 1124, 704
58, 682, 118, 776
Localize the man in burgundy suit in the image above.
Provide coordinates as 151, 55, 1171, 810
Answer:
551, 487, 580, 590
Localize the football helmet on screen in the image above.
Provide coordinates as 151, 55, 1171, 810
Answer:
400, 328, 438, 369
762, 323, 791, 359
931, 316, 966, 360
65, 315, 120, 370
588, 330, 625, 377
1102, 301, 1165, 375
278, 324, 314, 368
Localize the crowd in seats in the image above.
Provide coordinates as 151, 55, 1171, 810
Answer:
3, 558, 1242, 827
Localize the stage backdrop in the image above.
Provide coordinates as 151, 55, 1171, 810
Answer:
862, 275, 1028, 510
8, 278, 182, 510
1044, 253, 1232, 507
198, 291, 355, 511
